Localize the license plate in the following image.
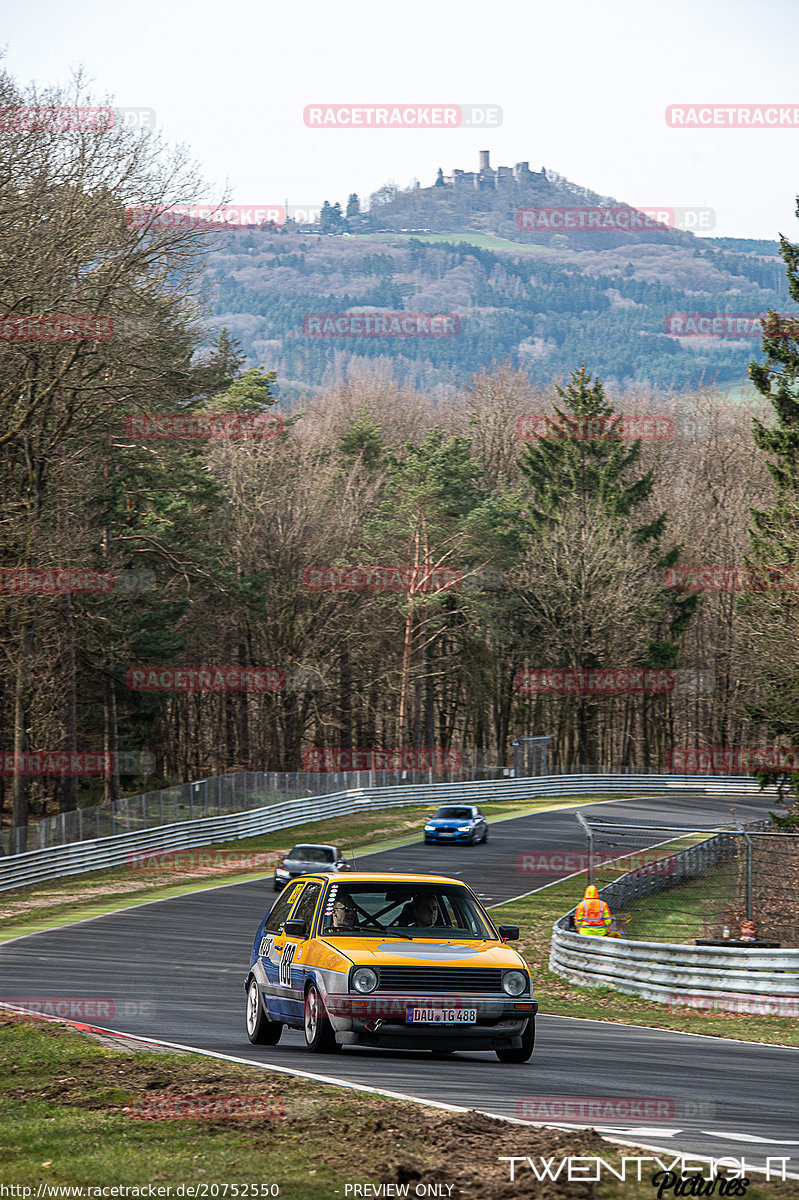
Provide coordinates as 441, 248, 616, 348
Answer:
439, 831, 454, 836
407, 1007, 477, 1024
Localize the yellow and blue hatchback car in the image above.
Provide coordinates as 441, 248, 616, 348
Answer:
244, 872, 537, 1061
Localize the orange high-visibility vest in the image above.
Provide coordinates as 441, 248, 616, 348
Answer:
575, 895, 612, 935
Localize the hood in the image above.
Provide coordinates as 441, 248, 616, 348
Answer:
317, 935, 527, 969
584, 885, 600, 900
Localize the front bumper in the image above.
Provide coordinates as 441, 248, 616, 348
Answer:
424, 828, 474, 842
324, 993, 538, 1049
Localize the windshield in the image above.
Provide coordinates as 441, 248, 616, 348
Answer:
321, 881, 495, 939
289, 845, 335, 862
433, 807, 473, 819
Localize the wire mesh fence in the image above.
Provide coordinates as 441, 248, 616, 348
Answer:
580, 819, 799, 947
0, 759, 514, 856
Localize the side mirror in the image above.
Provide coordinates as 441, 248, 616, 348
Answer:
498, 924, 519, 940
284, 918, 307, 938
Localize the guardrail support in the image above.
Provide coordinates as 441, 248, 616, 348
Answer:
575, 811, 594, 885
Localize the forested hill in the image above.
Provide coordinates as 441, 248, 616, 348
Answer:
207, 225, 787, 395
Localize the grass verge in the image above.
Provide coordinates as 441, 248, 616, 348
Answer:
0, 1012, 792, 1199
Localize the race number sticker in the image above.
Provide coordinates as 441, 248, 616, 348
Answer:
259, 935, 273, 958
279, 942, 296, 987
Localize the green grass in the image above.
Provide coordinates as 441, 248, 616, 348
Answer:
622, 860, 737, 943
1, 1014, 795, 1198
490, 874, 799, 1047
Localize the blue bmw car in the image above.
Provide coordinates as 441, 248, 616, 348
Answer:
423, 805, 488, 845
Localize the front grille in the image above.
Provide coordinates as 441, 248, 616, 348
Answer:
376, 967, 507, 993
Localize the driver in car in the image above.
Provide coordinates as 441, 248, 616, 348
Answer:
398, 892, 440, 927
330, 896, 357, 930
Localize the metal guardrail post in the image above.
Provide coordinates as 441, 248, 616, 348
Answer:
575, 811, 594, 885
743, 831, 754, 921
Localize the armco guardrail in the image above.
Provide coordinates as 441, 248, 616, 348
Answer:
0, 787, 422, 893
549, 931, 799, 1004
0, 772, 778, 894
549, 821, 799, 1007
2, 765, 507, 855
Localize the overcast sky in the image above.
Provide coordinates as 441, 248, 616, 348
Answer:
4, 0, 799, 239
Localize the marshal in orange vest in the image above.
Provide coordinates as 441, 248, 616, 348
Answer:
574, 885, 612, 936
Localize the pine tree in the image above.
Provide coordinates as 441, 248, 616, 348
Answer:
743, 207, 799, 820
513, 364, 696, 767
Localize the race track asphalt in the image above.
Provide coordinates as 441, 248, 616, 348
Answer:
2, 791, 797, 1175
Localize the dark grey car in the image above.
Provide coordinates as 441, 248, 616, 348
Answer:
273, 843, 351, 891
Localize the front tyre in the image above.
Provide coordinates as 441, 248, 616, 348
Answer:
496, 1017, 535, 1063
246, 979, 282, 1045
304, 983, 339, 1053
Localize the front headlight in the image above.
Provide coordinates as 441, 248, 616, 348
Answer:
275, 867, 289, 877
457, 824, 471, 832
502, 970, 528, 997
351, 967, 378, 994
424, 824, 436, 831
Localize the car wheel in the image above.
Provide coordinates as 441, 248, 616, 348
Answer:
481, 827, 489, 843
246, 979, 282, 1045
304, 983, 339, 1053
496, 1016, 535, 1063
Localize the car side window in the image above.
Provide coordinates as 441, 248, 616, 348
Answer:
290, 882, 323, 932
264, 881, 305, 933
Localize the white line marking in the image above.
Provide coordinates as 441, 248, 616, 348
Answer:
698, 1131, 799, 1145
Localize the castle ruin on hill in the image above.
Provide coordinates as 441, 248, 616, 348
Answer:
432, 150, 547, 191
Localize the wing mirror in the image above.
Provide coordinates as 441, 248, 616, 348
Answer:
498, 924, 519, 940
284, 918, 307, 938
